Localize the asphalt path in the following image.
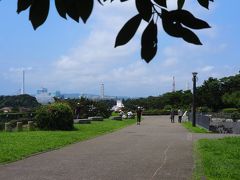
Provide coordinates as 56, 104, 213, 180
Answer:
0, 116, 237, 180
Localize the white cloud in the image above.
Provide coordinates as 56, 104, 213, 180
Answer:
200, 66, 214, 72
9, 67, 32, 72
162, 58, 179, 67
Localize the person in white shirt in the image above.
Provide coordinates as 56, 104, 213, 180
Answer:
178, 109, 183, 123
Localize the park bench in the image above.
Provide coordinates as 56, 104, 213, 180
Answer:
110, 116, 122, 121
74, 119, 91, 124
88, 116, 104, 121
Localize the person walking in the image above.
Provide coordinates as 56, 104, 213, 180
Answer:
75, 103, 81, 119
178, 109, 183, 123
170, 108, 175, 123
136, 107, 142, 125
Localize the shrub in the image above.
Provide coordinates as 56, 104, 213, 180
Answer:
35, 103, 73, 130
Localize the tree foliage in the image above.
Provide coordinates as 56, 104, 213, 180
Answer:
0, 94, 40, 109
16, 0, 213, 62
124, 90, 192, 111
124, 73, 240, 112
56, 97, 112, 118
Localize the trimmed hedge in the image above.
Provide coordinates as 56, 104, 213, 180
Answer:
222, 108, 239, 114
35, 103, 73, 130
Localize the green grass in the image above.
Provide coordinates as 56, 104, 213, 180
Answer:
182, 121, 210, 133
0, 119, 135, 164
111, 111, 119, 116
194, 137, 240, 180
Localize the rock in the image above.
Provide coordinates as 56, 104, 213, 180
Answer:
5, 122, 11, 132
28, 121, 34, 131
226, 119, 233, 122
17, 122, 23, 132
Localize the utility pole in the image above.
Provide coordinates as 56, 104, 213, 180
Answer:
192, 72, 198, 127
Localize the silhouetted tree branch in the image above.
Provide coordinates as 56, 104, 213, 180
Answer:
17, 0, 213, 62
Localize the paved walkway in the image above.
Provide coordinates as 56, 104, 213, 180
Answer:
0, 116, 237, 180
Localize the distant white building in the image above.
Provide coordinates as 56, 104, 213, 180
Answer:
111, 100, 124, 112
35, 88, 55, 104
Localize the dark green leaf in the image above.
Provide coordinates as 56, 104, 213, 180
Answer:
153, 0, 167, 8
176, 9, 211, 29
197, 0, 209, 9
65, 1, 81, 22
177, 0, 185, 9
55, 0, 67, 19
161, 9, 202, 45
97, 0, 103, 5
135, 0, 152, 22
161, 9, 182, 37
63, 0, 93, 23
141, 20, 158, 63
29, 0, 50, 30
181, 27, 202, 45
17, 0, 32, 14
115, 14, 142, 47
79, 0, 94, 23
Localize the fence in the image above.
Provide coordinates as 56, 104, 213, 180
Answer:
189, 113, 211, 129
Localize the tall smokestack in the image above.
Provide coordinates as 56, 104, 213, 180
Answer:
172, 76, 175, 92
100, 83, 104, 99
21, 70, 25, 94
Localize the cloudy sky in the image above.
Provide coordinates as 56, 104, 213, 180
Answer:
0, 0, 239, 97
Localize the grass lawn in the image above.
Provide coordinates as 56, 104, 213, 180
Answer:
182, 121, 210, 133
0, 119, 135, 164
194, 137, 240, 180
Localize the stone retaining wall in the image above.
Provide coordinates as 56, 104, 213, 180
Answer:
209, 118, 240, 134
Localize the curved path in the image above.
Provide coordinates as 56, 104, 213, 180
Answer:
0, 116, 237, 180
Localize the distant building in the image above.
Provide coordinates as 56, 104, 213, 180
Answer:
111, 100, 124, 112
35, 88, 54, 104
37, 88, 48, 95
51, 91, 62, 98
62, 93, 81, 99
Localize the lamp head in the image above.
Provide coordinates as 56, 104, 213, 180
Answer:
192, 72, 198, 76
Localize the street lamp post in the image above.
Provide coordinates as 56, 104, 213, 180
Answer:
192, 72, 198, 127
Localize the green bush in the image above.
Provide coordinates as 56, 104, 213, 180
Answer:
35, 103, 73, 130
222, 108, 239, 114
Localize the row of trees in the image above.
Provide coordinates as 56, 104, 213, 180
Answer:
56, 98, 113, 119
0, 72, 239, 116
196, 73, 240, 111
124, 73, 240, 112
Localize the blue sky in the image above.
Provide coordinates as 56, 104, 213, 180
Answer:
0, 0, 239, 97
